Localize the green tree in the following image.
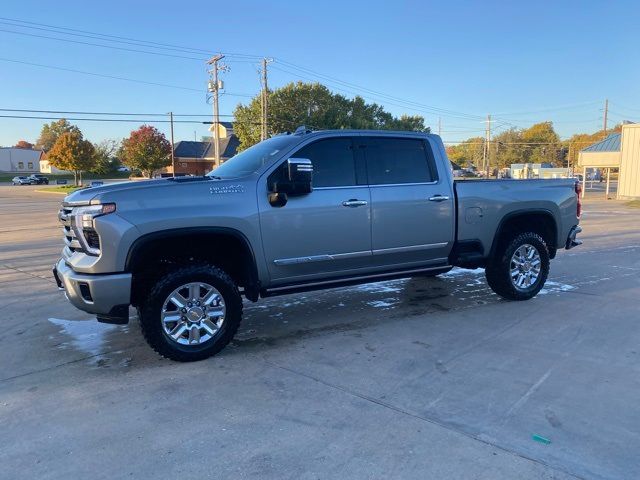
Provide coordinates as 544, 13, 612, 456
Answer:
446, 137, 484, 169
91, 139, 120, 174
35, 119, 80, 151
47, 130, 96, 186
521, 122, 560, 165
492, 129, 524, 169
120, 125, 171, 178
233, 81, 428, 151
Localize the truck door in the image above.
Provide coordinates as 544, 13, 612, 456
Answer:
258, 136, 372, 284
363, 136, 455, 268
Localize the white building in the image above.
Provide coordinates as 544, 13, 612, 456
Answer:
39, 158, 71, 174
0, 147, 43, 173
510, 163, 572, 179
577, 123, 640, 199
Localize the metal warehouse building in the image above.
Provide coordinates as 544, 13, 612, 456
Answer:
0, 147, 43, 173
578, 123, 640, 199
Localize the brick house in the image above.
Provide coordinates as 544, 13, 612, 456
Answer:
165, 122, 239, 176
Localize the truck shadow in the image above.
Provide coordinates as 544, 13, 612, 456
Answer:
232, 269, 496, 350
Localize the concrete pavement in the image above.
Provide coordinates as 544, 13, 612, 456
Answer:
1, 186, 639, 479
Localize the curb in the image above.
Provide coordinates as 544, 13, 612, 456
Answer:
34, 189, 73, 195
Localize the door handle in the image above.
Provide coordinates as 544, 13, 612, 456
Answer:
428, 195, 450, 202
342, 199, 368, 207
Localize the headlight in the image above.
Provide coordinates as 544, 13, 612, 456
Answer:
71, 203, 116, 255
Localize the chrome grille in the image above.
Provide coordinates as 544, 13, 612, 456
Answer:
59, 206, 81, 252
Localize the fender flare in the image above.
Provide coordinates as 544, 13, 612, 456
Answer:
489, 209, 558, 259
125, 227, 260, 297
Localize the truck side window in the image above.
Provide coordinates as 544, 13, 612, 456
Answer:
292, 138, 356, 188
365, 138, 437, 185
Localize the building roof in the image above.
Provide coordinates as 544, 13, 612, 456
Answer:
174, 135, 239, 159
581, 133, 621, 153
174, 141, 211, 158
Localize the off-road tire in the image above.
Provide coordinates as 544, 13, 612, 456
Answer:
138, 264, 242, 362
485, 232, 549, 301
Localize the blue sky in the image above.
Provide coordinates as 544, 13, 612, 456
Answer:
1, 0, 639, 146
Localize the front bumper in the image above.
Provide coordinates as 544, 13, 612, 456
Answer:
565, 225, 582, 249
53, 258, 132, 323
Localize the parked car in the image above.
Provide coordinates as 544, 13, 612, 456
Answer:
117, 166, 131, 172
12, 176, 30, 185
27, 174, 49, 185
53, 129, 582, 362
88, 181, 104, 188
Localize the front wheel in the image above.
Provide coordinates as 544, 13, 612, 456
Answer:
485, 232, 549, 300
138, 264, 243, 361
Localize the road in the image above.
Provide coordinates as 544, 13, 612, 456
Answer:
1, 185, 639, 479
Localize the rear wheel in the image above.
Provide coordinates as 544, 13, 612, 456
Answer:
485, 232, 549, 300
138, 264, 242, 361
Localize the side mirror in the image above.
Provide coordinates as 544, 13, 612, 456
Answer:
273, 158, 313, 196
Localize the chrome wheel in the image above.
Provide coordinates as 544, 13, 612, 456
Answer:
510, 243, 541, 290
161, 282, 226, 346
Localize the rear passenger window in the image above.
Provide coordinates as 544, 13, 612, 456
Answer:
293, 138, 356, 187
365, 138, 436, 185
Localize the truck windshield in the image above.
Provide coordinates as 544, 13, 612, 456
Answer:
207, 136, 298, 179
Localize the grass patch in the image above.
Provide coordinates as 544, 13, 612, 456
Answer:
626, 200, 640, 208
0, 172, 131, 183
35, 185, 83, 194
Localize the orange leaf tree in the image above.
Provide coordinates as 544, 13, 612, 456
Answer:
47, 130, 95, 186
120, 125, 171, 178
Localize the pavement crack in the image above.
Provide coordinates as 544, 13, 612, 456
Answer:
260, 357, 587, 480
0, 264, 55, 284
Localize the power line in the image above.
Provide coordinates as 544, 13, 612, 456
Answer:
272, 62, 485, 122
0, 108, 235, 117
2, 15, 617, 132
0, 114, 268, 125
274, 59, 486, 121
1, 16, 488, 122
444, 140, 600, 145
0, 114, 213, 123
0, 16, 264, 59
0, 58, 255, 98
491, 100, 601, 116
270, 64, 470, 122
0, 28, 209, 61
0, 57, 202, 92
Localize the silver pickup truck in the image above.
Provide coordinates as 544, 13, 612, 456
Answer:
54, 129, 582, 361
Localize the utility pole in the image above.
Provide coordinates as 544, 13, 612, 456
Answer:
603, 98, 609, 136
207, 54, 228, 165
483, 114, 492, 178
169, 111, 175, 177
260, 58, 273, 141
438, 117, 441, 137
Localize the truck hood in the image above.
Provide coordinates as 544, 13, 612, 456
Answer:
63, 177, 213, 205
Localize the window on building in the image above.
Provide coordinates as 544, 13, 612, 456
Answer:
18, 162, 24, 169
365, 138, 437, 185
28, 162, 33, 169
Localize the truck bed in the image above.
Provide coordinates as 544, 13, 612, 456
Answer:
453, 178, 579, 260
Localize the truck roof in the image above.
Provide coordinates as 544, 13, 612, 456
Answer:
284, 126, 435, 138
